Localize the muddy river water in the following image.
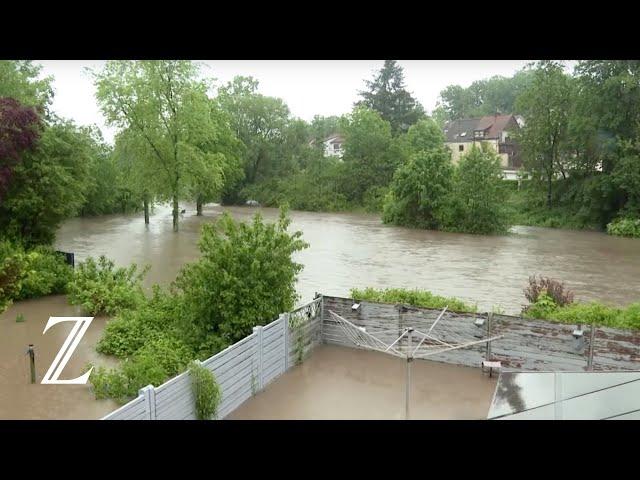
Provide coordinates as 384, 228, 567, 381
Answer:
1, 203, 639, 419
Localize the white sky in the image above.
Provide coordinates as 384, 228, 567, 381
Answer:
35, 60, 537, 144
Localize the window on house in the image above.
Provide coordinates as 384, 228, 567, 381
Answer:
474, 130, 485, 139
333, 143, 341, 151
459, 145, 464, 152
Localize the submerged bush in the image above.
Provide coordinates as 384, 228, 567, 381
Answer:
67, 255, 148, 316
607, 217, 640, 238
16, 246, 73, 300
523, 299, 640, 330
350, 287, 477, 312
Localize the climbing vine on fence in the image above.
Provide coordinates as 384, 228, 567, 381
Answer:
288, 298, 321, 365
189, 361, 222, 420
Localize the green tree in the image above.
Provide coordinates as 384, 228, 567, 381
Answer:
0, 119, 93, 246
436, 69, 533, 122
217, 76, 290, 201
357, 60, 425, 134
382, 146, 453, 229
0, 60, 53, 111
446, 144, 510, 234
174, 208, 308, 345
340, 106, 398, 204
94, 60, 226, 231
515, 60, 572, 208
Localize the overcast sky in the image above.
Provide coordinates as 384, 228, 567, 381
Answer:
35, 60, 538, 144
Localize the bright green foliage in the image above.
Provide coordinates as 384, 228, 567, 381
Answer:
516, 61, 573, 209
383, 148, 453, 229
436, 69, 533, 122
357, 60, 425, 134
350, 287, 477, 312
0, 120, 93, 246
16, 247, 73, 300
80, 128, 141, 216
217, 76, 289, 201
96, 285, 182, 357
242, 155, 349, 212
95, 60, 230, 231
175, 208, 308, 344
189, 361, 222, 420
67, 256, 148, 316
340, 106, 399, 204
524, 296, 640, 330
607, 217, 640, 238
90, 336, 195, 403
0, 60, 53, 111
522, 292, 559, 319
445, 144, 510, 234
0, 240, 25, 313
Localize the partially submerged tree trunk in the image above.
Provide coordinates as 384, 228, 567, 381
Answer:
196, 197, 203, 216
143, 195, 150, 225
172, 195, 179, 232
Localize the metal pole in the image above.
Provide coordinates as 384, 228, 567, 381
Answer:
405, 328, 413, 420
486, 312, 493, 360
27, 344, 36, 384
587, 320, 596, 371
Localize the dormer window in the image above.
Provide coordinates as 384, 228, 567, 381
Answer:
474, 130, 485, 139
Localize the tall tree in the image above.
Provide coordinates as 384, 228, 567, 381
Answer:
94, 60, 225, 231
357, 60, 425, 134
217, 76, 290, 200
339, 106, 398, 203
0, 60, 53, 111
516, 61, 572, 208
383, 123, 453, 229
0, 119, 93, 246
436, 69, 533, 122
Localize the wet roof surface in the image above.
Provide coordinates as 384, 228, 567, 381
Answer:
488, 371, 640, 420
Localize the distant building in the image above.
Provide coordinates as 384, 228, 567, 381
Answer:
310, 133, 345, 159
443, 114, 523, 180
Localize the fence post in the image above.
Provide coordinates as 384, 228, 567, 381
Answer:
253, 325, 264, 391
139, 384, 156, 420
318, 294, 325, 344
283, 313, 290, 371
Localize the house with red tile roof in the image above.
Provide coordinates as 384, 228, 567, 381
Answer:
443, 114, 524, 180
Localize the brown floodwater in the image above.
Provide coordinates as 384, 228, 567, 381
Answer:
1, 203, 639, 419
228, 344, 497, 420
54, 203, 640, 313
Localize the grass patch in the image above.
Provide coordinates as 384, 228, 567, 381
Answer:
350, 287, 477, 312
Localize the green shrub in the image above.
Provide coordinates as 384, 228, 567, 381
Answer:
175, 207, 308, 344
96, 286, 179, 357
607, 217, 640, 238
350, 287, 477, 312
522, 292, 559, 319
189, 361, 222, 420
89, 334, 195, 403
16, 247, 73, 300
0, 240, 26, 313
67, 256, 148, 316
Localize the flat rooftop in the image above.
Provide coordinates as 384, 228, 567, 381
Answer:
228, 344, 497, 420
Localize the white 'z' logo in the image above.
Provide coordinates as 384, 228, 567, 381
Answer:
41, 317, 94, 384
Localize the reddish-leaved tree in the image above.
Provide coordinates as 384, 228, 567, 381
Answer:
0, 97, 41, 199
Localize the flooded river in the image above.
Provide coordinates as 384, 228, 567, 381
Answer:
1, 203, 639, 419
